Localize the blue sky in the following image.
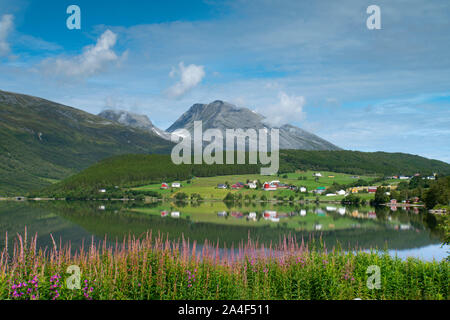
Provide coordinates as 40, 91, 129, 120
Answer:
0, 0, 449, 162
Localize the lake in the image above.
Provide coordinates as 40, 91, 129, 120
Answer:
0, 200, 448, 261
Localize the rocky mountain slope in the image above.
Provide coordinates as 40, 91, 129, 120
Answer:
98, 110, 171, 141
166, 100, 340, 151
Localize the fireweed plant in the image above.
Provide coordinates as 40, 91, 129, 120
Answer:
0, 229, 448, 300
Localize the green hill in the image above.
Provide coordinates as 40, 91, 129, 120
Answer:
279, 150, 450, 176
0, 90, 173, 195
39, 150, 450, 197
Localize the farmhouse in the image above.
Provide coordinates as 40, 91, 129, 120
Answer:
171, 212, 180, 218
263, 211, 277, 219
368, 187, 377, 193
263, 182, 277, 191
161, 183, 169, 190
247, 182, 257, 189
314, 186, 326, 195
231, 211, 243, 218
231, 182, 244, 189
313, 173, 322, 177
161, 211, 169, 217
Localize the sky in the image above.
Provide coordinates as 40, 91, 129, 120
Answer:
0, 0, 449, 162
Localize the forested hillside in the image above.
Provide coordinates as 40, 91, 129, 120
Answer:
38, 150, 450, 198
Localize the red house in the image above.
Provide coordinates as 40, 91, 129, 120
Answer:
263, 183, 277, 191
161, 211, 169, 217
161, 183, 169, 190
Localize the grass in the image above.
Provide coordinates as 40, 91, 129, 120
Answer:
132, 171, 380, 201
1, 230, 448, 300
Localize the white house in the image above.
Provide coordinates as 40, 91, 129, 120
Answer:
326, 193, 336, 197
248, 212, 257, 219
338, 207, 346, 215
337, 190, 346, 196
300, 187, 307, 193
171, 183, 181, 188
313, 173, 322, 177
300, 209, 307, 216
99, 189, 106, 193
248, 183, 257, 189
171, 212, 180, 218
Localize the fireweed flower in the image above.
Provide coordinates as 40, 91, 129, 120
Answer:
10, 277, 40, 300
82, 279, 94, 300
186, 269, 197, 288
49, 274, 62, 300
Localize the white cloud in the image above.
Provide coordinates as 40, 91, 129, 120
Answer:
263, 91, 306, 127
0, 14, 13, 57
166, 62, 205, 98
41, 30, 123, 78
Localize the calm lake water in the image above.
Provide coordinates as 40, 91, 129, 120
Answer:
0, 200, 448, 261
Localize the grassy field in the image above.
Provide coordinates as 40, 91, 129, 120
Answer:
132, 170, 380, 201
2, 231, 447, 300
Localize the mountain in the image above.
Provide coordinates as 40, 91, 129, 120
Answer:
98, 109, 171, 141
166, 100, 340, 151
0, 90, 174, 195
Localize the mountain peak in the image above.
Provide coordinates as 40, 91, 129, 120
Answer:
98, 109, 171, 141
165, 100, 340, 151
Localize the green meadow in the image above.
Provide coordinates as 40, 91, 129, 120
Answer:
132, 170, 381, 201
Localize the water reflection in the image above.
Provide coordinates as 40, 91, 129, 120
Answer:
0, 200, 447, 261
